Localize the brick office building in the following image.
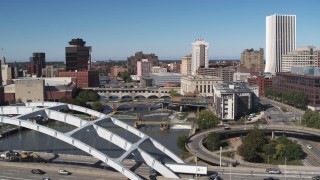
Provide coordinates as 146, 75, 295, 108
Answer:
58, 70, 99, 88
272, 67, 320, 111
247, 72, 273, 97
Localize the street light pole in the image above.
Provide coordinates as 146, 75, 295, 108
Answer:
285, 156, 287, 180
219, 146, 222, 167
229, 155, 231, 180
195, 149, 198, 180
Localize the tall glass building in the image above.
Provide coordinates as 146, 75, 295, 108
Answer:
265, 14, 296, 73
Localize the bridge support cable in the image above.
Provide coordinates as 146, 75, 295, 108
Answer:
0, 116, 142, 180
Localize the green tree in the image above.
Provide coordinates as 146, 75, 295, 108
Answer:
197, 110, 219, 131
238, 143, 259, 162
88, 91, 99, 101
243, 129, 267, 152
91, 101, 104, 112
176, 135, 188, 151
169, 89, 180, 97
204, 132, 221, 151
59, 97, 68, 103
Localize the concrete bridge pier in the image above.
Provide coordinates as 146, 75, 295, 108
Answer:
272, 131, 275, 139
180, 105, 183, 112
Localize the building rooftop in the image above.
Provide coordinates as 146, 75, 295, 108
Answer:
213, 82, 253, 93
150, 72, 181, 77
183, 75, 223, 80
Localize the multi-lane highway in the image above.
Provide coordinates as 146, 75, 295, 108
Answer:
260, 97, 320, 166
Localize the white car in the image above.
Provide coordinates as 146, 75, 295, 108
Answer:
58, 169, 70, 175
268, 168, 281, 174
306, 144, 312, 149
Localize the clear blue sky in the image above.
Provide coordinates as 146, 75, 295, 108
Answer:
1, 0, 319, 62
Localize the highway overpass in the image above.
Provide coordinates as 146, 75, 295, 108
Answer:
187, 124, 320, 167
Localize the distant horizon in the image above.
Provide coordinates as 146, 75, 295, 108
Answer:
6, 59, 241, 64
1, 0, 319, 62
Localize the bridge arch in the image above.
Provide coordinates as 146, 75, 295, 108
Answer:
161, 95, 171, 99
147, 95, 159, 99
134, 95, 146, 99
0, 116, 141, 180
116, 104, 133, 111
109, 95, 119, 99
121, 95, 133, 99
6, 103, 184, 178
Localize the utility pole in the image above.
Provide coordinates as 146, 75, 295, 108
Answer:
285, 156, 287, 180
219, 146, 222, 167
229, 155, 231, 180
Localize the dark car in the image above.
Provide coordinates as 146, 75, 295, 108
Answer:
312, 176, 320, 180
31, 169, 45, 174
264, 178, 279, 180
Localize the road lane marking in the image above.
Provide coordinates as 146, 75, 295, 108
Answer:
0, 175, 32, 180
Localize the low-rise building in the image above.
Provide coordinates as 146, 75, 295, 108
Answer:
4, 77, 76, 103
151, 66, 167, 73
148, 73, 181, 87
233, 72, 251, 82
58, 70, 99, 87
181, 75, 223, 97
247, 72, 273, 97
15, 79, 45, 102
273, 66, 320, 111
110, 66, 126, 77
213, 82, 258, 120
198, 66, 239, 82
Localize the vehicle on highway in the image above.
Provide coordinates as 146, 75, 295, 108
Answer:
149, 167, 156, 175
306, 144, 312, 149
224, 126, 231, 130
58, 169, 70, 175
264, 177, 279, 180
312, 176, 320, 180
31, 169, 45, 174
42, 177, 51, 180
267, 168, 281, 174
208, 171, 222, 180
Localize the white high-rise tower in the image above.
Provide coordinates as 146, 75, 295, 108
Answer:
191, 39, 209, 75
265, 14, 296, 73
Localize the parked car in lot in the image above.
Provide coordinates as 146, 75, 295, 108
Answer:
31, 169, 45, 174
58, 169, 70, 175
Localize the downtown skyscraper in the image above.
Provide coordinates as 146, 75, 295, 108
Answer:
265, 14, 296, 73
191, 39, 209, 75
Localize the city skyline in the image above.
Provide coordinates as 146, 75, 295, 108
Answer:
1, 0, 320, 62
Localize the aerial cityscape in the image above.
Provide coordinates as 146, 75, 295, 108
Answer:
1, 1, 320, 180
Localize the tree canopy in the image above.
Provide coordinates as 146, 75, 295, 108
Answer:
204, 132, 221, 151
238, 130, 306, 163
169, 89, 180, 97
265, 88, 308, 109
91, 101, 104, 112
302, 109, 320, 129
197, 110, 219, 131
176, 134, 188, 152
